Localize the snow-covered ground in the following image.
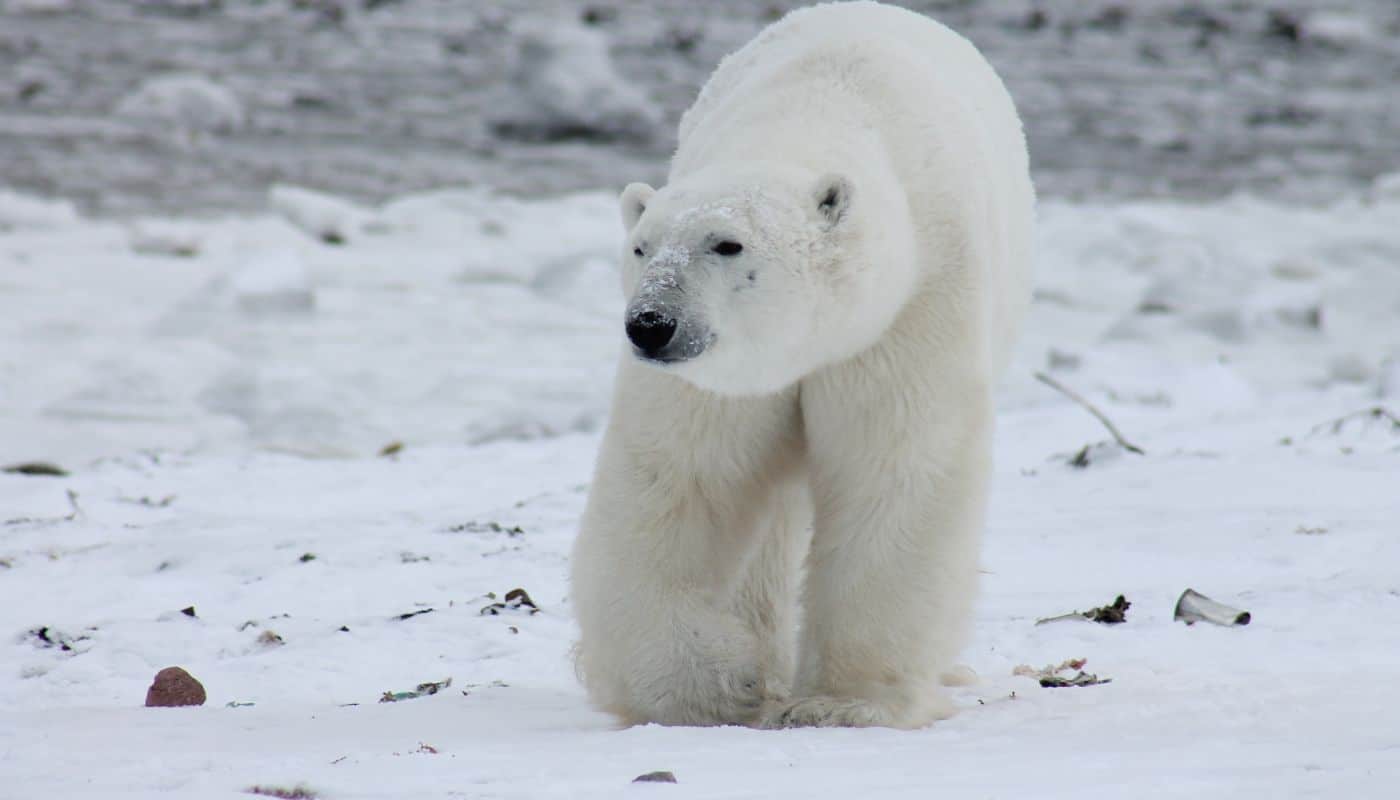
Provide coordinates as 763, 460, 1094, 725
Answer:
3, 0, 1399, 213
2, 178, 1399, 798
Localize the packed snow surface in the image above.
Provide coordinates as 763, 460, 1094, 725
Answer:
2, 181, 1399, 797
3, 0, 1399, 213
114, 73, 247, 135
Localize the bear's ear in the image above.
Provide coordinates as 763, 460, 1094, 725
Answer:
813, 174, 852, 229
619, 182, 655, 231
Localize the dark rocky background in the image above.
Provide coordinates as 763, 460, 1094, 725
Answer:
1, 0, 1397, 215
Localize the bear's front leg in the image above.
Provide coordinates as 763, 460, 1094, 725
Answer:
767, 362, 993, 729
571, 369, 803, 726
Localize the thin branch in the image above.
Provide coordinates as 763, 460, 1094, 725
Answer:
1306, 406, 1400, 438
64, 489, 83, 520
1033, 371, 1145, 455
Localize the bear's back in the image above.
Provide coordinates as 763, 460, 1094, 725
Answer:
680, 2, 1019, 159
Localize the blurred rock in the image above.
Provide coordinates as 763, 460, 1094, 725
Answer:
144, 666, 207, 707
134, 0, 223, 16
1046, 348, 1082, 371
632, 771, 677, 784
1264, 10, 1302, 44
1270, 259, 1320, 281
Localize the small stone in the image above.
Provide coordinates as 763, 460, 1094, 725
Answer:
1046, 348, 1081, 371
145, 666, 206, 707
632, 771, 677, 784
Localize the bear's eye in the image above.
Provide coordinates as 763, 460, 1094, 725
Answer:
712, 241, 743, 256
632, 246, 645, 258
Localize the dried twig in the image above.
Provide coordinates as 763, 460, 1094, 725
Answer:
1034, 372, 1145, 455
1306, 406, 1400, 438
64, 490, 83, 520
1035, 594, 1131, 626
8, 489, 84, 526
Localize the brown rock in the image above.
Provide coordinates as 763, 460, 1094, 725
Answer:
145, 666, 207, 707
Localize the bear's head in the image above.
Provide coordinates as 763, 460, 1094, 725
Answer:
617, 163, 917, 396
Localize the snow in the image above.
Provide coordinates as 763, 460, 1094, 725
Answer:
2, 179, 1399, 797
267, 185, 379, 246
0, 188, 79, 230
230, 250, 315, 314
7, 1, 1399, 213
1302, 11, 1377, 46
649, 244, 691, 271
115, 74, 246, 135
1371, 171, 1400, 205
1, 0, 72, 12
490, 18, 662, 143
128, 219, 204, 259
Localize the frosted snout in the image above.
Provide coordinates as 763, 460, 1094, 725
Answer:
624, 299, 712, 364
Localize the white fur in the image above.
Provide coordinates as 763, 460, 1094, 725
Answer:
570, 1, 1034, 729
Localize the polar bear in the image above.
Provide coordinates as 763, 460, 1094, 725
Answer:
570, 1, 1033, 729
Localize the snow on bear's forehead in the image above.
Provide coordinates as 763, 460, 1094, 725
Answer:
655, 180, 778, 228
671, 200, 739, 226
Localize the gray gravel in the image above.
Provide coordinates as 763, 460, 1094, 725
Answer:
2, 0, 1397, 216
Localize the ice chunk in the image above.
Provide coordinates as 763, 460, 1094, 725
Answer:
231, 250, 314, 313
128, 220, 202, 258
1371, 172, 1400, 206
267, 184, 377, 245
490, 20, 660, 143
0, 189, 79, 231
115, 74, 245, 134
1303, 11, 1376, 46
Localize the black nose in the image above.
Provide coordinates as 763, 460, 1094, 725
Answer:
626, 310, 678, 357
